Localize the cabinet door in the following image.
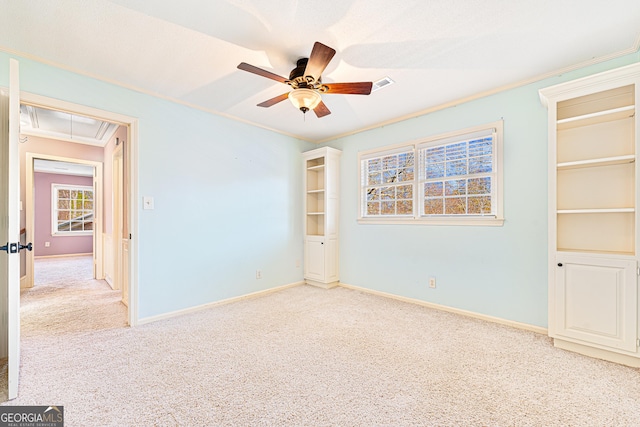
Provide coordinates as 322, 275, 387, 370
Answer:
304, 239, 325, 281
325, 237, 339, 282
555, 255, 637, 352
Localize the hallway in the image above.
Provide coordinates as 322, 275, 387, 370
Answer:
21, 255, 127, 338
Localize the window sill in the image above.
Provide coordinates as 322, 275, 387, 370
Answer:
52, 232, 93, 237
357, 217, 505, 226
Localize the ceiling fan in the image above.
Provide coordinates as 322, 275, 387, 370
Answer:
237, 42, 373, 118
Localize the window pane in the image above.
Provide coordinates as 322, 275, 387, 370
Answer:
367, 188, 380, 201
424, 182, 443, 197
469, 155, 492, 174
367, 202, 380, 215
58, 221, 70, 232
382, 155, 397, 170
380, 186, 395, 200
426, 146, 444, 163
84, 200, 93, 210
368, 158, 381, 172
398, 152, 414, 168
58, 200, 69, 209
85, 191, 94, 200
398, 167, 414, 182
58, 211, 70, 221
446, 159, 467, 177
84, 221, 94, 231
445, 179, 466, 196
469, 137, 493, 157
445, 197, 467, 214
70, 221, 83, 231
368, 172, 382, 185
397, 184, 412, 199
424, 198, 444, 215
58, 189, 70, 199
446, 142, 467, 160
468, 177, 491, 195
426, 162, 444, 179
381, 201, 395, 215
70, 190, 78, 199
397, 200, 412, 215
468, 196, 492, 214
383, 169, 397, 183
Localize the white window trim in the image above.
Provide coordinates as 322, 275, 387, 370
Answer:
357, 120, 504, 226
51, 183, 94, 236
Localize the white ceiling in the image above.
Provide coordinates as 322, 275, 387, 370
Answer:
20, 105, 119, 147
1, 0, 640, 143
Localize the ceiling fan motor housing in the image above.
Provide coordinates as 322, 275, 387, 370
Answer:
289, 58, 322, 89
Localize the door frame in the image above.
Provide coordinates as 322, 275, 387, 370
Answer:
19, 91, 139, 326
25, 153, 103, 283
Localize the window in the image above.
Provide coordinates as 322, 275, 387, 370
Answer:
363, 148, 415, 216
359, 121, 503, 226
52, 184, 94, 235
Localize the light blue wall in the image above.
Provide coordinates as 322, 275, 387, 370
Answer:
0, 52, 315, 319
326, 53, 640, 328
4, 49, 639, 327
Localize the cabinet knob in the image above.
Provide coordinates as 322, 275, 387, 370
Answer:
321, 242, 324, 245
557, 263, 563, 267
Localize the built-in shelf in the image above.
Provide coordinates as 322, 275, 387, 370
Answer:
307, 189, 325, 194
557, 105, 635, 130
557, 155, 635, 170
307, 164, 325, 171
557, 208, 635, 214
307, 212, 325, 215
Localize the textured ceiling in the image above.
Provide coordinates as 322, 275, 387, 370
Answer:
1, 0, 640, 142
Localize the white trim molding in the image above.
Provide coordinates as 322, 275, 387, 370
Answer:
137, 281, 305, 325
339, 282, 548, 335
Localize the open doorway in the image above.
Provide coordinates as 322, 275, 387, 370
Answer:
24, 155, 128, 331
18, 92, 138, 327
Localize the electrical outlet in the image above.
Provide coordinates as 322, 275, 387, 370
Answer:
429, 277, 436, 288
256, 270, 262, 279
44, 242, 50, 247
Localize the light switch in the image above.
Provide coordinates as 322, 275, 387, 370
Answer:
143, 196, 154, 210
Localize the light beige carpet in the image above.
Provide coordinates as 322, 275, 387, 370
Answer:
3, 256, 640, 426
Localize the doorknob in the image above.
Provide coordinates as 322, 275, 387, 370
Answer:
18, 242, 33, 252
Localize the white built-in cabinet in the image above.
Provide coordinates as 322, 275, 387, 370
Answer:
540, 63, 640, 367
303, 147, 341, 288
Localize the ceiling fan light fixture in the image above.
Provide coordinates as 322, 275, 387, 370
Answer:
288, 88, 321, 113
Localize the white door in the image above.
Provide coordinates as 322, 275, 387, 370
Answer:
0, 59, 23, 399
555, 254, 638, 353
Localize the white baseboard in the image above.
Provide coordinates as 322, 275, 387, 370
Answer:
339, 282, 548, 335
554, 338, 640, 368
34, 252, 92, 259
137, 281, 305, 325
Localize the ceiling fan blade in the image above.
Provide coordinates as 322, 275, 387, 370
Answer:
323, 82, 373, 95
238, 62, 289, 84
257, 92, 290, 107
313, 101, 331, 118
304, 42, 336, 83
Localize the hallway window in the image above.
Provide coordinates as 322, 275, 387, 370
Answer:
52, 184, 94, 234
